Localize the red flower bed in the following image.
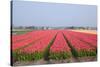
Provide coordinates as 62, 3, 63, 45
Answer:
63, 30, 96, 57
13, 30, 57, 61
50, 32, 70, 53
21, 30, 57, 53
12, 30, 35, 43
12, 30, 52, 50
67, 30, 97, 48
12, 30, 97, 61
49, 32, 71, 59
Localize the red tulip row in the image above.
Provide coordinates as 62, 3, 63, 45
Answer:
67, 30, 97, 48
68, 30, 97, 40
50, 32, 71, 53
12, 30, 55, 50
49, 32, 71, 59
12, 30, 34, 43
21, 30, 57, 53
12, 30, 47, 43
63, 30, 96, 57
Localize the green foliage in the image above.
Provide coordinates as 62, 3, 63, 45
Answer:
13, 51, 43, 61
33, 52, 43, 60
49, 52, 71, 60
78, 50, 96, 57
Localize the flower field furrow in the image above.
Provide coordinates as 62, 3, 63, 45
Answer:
50, 32, 71, 52
49, 32, 71, 59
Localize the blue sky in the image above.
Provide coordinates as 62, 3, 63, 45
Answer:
12, 1, 97, 27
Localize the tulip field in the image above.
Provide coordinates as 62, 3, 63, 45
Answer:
12, 30, 97, 64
